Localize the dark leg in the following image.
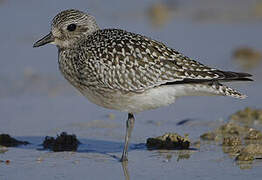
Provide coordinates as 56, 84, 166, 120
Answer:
120, 113, 135, 162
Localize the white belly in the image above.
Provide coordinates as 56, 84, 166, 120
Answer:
79, 85, 179, 113
79, 83, 224, 113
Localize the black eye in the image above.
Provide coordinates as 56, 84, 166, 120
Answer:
67, 24, 77, 32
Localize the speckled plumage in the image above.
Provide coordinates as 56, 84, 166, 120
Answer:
57, 27, 252, 112
64, 29, 250, 92
61, 28, 221, 92
34, 9, 252, 161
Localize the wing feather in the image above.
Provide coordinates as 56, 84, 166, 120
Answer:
77, 29, 252, 92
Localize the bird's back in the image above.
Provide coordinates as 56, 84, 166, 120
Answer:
59, 29, 251, 94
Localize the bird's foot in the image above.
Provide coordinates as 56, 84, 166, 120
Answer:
120, 155, 128, 162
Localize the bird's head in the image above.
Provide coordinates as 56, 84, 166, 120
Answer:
33, 9, 99, 49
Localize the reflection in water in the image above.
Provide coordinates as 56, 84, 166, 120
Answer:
236, 160, 253, 170
151, 149, 195, 162
121, 161, 130, 180
177, 152, 191, 162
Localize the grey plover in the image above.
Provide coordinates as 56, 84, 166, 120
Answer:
33, 9, 252, 161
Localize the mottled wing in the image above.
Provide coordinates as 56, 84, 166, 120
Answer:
78, 29, 251, 92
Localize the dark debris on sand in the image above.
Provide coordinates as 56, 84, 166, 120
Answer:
0, 134, 29, 147
146, 133, 190, 150
42, 132, 80, 152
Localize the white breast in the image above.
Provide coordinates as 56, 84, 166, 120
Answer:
78, 85, 178, 113
79, 83, 223, 113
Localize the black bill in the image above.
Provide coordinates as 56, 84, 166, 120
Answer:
33, 32, 55, 48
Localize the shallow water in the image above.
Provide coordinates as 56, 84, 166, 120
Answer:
0, 0, 262, 179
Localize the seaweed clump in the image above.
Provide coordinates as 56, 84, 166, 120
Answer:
244, 129, 262, 140
200, 107, 262, 169
236, 144, 262, 162
223, 136, 242, 146
146, 133, 190, 150
230, 107, 262, 124
42, 132, 80, 152
200, 121, 247, 142
0, 134, 29, 147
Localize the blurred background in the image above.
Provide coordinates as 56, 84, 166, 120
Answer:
0, 0, 262, 179
0, 0, 261, 135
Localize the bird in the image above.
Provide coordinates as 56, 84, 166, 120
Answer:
33, 9, 252, 162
